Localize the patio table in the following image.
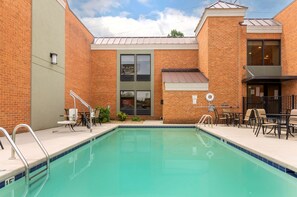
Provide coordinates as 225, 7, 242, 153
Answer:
265, 113, 297, 139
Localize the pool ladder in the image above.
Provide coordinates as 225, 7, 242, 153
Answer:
196, 114, 213, 131
0, 124, 50, 185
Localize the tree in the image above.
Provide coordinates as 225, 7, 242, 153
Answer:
167, 29, 184, 38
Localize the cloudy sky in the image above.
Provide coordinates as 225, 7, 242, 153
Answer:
68, 0, 293, 37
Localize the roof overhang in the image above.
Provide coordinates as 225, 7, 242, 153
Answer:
162, 69, 209, 91
242, 76, 297, 83
194, 8, 247, 36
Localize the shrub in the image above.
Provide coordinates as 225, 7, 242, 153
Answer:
117, 111, 127, 121
96, 106, 110, 123
132, 116, 141, 121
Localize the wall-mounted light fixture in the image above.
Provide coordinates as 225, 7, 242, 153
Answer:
50, 53, 58, 64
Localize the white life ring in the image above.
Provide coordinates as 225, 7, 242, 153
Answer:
206, 93, 215, 102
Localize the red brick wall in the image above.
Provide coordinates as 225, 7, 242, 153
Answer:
65, 4, 94, 111
154, 50, 199, 119
197, 19, 209, 78
246, 33, 281, 40
163, 89, 209, 124
207, 17, 244, 111
275, 1, 297, 96
90, 50, 117, 118
0, 0, 31, 133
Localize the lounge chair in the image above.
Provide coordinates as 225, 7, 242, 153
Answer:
57, 108, 78, 132
253, 109, 278, 137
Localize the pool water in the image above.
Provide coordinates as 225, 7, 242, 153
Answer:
1, 128, 297, 197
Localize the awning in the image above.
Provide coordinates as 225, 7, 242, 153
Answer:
242, 75, 297, 83
162, 68, 209, 91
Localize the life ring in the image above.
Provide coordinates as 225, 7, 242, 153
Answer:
206, 93, 215, 102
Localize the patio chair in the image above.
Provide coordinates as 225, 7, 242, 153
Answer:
0, 140, 3, 149
242, 109, 254, 128
253, 109, 278, 137
288, 109, 297, 134
214, 107, 229, 125
92, 108, 101, 126
57, 108, 78, 132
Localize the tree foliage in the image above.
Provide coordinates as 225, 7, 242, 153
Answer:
167, 29, 184, 38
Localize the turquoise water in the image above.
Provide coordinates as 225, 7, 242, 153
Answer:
1, 128, 297, 197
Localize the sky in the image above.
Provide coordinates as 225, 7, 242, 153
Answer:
68, 0, 294, 37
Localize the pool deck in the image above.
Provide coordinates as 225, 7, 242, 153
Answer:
0, 122, 297, 183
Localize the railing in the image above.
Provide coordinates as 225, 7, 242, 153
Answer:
243, 95, 297, 116
70, 90, 93, 132
0, 127, 30, 182
196, 114, 213, 131
11, 124, 50, 183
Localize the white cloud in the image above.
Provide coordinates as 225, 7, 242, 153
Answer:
81, 8, 199, 37
74, 0, 123, 17
138, 0, 150, 5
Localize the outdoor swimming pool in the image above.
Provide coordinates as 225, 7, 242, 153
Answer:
0, 127, 297, 197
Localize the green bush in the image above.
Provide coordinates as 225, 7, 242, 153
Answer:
132, 116, 141, 121
96, 106, 110, 123
117, 111, 127, 121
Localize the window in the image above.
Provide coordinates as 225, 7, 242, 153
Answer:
247, 41, 263, 65
120, 54, 151, 81
121, 55, 134, 81
247, 40, 280, 66
136, 55, 151, 81
264, 41, 280, 65
120, 91, 135, 115
136, 91, 151, 115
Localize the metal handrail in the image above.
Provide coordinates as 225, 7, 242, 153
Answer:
11, 124, 50, 180
196, 114, 213, 129
0, 127, 30, 182
70, 90, 93, 132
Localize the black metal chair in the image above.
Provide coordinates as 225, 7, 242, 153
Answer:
214, 107, 229, 125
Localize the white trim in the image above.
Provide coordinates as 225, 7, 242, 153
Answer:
165, 83, 209, 91
56, 0, 66, 9
91, 44, 198, 50
246, 26, 282, 33
194, 8, 247, 36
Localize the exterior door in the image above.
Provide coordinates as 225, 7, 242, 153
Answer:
246, 84, 281, 113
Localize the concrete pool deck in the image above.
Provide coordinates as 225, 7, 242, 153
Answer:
0, 122, 297, 183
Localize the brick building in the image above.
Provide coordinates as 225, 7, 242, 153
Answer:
1, 0, 297, 132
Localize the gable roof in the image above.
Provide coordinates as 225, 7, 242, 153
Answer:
194, 1, 247, 36
207, 1, 248, 9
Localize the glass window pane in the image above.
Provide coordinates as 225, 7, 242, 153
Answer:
247, 41, 263, 65
264, 41, 280, 65
121, 55, 134, 81
120, 91, 134, 115
136, 55, 150, 81
136, 91, 151, 115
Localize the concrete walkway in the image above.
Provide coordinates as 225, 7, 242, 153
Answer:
0, 122, 297, 183
199, 124, 297, 173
